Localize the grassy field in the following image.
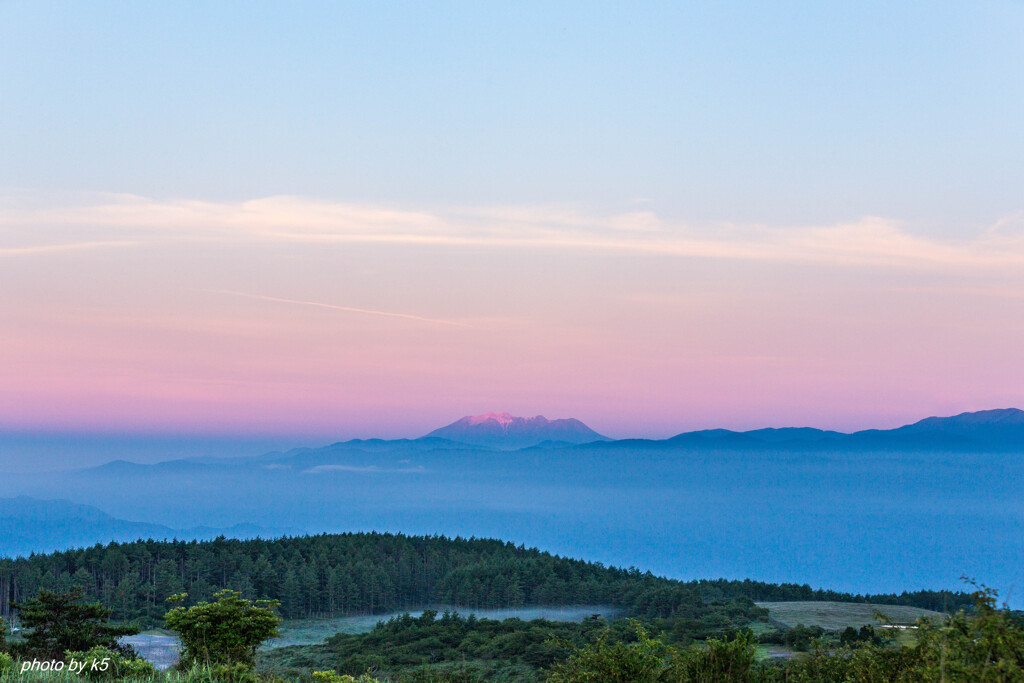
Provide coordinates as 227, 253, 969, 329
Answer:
756, 601, 944, 630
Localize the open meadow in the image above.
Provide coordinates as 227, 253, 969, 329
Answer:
756, 601, 943, 630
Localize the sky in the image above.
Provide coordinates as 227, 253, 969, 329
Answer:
2, 1, 1024, 439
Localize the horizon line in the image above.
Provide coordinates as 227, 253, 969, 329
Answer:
0, 406, 1019, 443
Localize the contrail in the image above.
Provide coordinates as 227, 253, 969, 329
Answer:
209, 290, 471, 328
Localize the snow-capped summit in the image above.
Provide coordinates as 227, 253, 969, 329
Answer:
425, 413, 610, 449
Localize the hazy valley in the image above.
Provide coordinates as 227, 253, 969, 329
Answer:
2, 409, 1021, 604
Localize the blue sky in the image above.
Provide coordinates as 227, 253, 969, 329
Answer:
3, 1, 1022, 227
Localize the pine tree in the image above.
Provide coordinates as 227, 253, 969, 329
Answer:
11, 587, 138, 659
280, 569, 302, 618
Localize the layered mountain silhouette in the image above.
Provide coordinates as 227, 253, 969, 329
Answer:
0, 496, 290, 558
893, 408, 1024, 445
653, 408, 1024, 452
421, 408, 1024, 452
0, 409, 1020, 559
425, 412, 611, 449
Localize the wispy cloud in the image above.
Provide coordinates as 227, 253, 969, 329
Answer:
0, 240, 139, 256
3, 192, 1024, 270
301, 464, 427, 474
895, 285, 1024, 301
209, 290, 472, 328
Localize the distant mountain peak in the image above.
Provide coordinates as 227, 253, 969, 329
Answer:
466, 412, 520, 428
900, 407, 1024, 429
890, 408, 1024, 449
425, 413, 608, 449
948, 407, 1022, 423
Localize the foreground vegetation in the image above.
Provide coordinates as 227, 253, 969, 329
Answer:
1, 585, 1020, 682
256, 585, 1024, 681
1, 534, 1018, 681
553, 584, 1024, 682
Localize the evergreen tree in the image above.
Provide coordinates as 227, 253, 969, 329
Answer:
280, 569, 302, 618
11, 587, 138, 659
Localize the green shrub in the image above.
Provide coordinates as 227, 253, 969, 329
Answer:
546, 621, 673, 682
675, 630, 758, 682
64, 645, 157, 680
905, 583, 1024, 681
781, 623, 824, 652
165, 590, 281, 669
312, 671, 384, 683
210, 662, 259, 683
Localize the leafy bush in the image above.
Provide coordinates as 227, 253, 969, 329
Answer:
758, 642, 904, 683
64, 646, 156, 680
754, 628, 785, 645
312, 671, 383, 683
547, 623, 761, 683
674, 631, 758, 683
838, 624, 882, 647
546, 621, 674, 683
165, 590, 281, 669
904, 583, 1024, 681
209, 662, 259, 683
780, 623, 824, 652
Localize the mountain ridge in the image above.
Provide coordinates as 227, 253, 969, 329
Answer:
425, 412, 611, 449
420, 408, 1024, 452
0, 410, 1018, 599
0, 496, 293, 558
683, 408, 1024, 451
56, 408, 1024, 476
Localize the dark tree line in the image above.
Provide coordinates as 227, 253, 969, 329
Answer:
0, 533, 968, 624
690, 578, 974, 613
